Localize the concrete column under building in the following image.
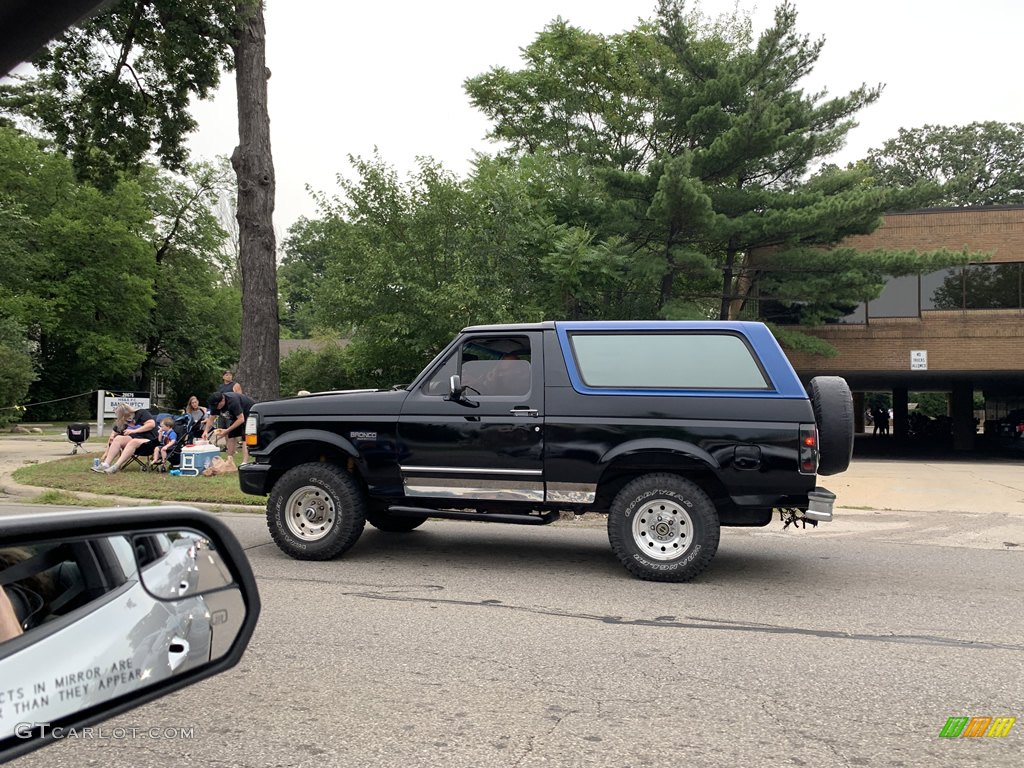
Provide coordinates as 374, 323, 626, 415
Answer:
853, 392, 866, 433
892, 388, 909, 439
951, 382, 976, 451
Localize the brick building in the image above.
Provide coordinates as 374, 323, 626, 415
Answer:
784, 206, 1024, 450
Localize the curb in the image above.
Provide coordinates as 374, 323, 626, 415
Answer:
0, 478, 265, 515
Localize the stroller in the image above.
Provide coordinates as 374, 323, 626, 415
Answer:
159, 414, 206, 471
66, 423, 90, 454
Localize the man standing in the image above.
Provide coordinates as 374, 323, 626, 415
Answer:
218, 369, 238, 394
204, 390, 256, 463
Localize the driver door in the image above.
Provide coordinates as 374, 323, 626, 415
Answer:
397, 332, 544, 503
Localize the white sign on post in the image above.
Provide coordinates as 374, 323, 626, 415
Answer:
910, 350, 928, 371
102, 391, 151, 416
97, 390, 152, 436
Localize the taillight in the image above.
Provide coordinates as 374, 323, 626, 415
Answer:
799, 423, 819, 474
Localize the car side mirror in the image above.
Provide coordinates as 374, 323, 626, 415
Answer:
447, 374, 464, 400
445, 375, 479, 408
0, 507, 260, 763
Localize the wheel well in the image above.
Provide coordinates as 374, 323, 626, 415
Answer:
266, 441, 360, 492
594, 453, 729, 512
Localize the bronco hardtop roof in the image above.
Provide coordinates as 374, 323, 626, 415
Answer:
460, 320, 771, 334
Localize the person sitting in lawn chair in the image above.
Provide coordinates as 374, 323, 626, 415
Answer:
91, 404, 158, 474
152, 417, 178, 472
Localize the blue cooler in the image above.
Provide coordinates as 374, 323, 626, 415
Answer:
179, 444, 221, 476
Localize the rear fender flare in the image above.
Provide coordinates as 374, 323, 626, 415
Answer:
599, 439, 720, 472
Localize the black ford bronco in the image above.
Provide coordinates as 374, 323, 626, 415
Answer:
240, 321, 854, 581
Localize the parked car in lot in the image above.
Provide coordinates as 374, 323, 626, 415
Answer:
241, 321, 855, 582
998, 409, 1024, 438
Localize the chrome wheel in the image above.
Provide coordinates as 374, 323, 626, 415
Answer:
284, 485, 336, 541
631, 498, 693, 561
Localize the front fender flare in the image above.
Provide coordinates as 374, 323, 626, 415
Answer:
262, 429, 362, 467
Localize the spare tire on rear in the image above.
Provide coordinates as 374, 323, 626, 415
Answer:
810, 376, 854, 476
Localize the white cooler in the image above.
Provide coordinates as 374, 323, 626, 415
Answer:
179, 444, 221, 476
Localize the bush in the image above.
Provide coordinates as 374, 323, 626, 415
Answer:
280, 343, 355, 396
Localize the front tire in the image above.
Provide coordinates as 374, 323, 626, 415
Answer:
607, 474, 720, 582
267, 462, 366, 560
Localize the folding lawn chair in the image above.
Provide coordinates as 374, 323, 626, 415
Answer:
123, 440, 158, 472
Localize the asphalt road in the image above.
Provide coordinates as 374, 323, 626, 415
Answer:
6, 505, 1024, 767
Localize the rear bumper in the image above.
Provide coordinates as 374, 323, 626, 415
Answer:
804, 487, 836, 522
238, 462, 271, 496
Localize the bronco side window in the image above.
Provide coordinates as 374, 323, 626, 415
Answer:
569, 332, 769, 390
422, 337, 532, 397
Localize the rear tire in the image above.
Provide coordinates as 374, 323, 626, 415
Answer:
366, 509, 428, 532
607, 474, 719, 582
267, 462, 366, 560
810, 376, 855, 476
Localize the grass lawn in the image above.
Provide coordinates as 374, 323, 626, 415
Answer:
13, 453, 265, 508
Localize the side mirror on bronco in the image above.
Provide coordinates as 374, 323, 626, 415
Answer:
446, 375, 480, 408
447, 374, 463, 400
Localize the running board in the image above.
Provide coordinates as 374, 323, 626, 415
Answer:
388, 506, 560, 526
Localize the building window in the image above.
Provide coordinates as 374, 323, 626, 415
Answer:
867, 275, 919, 318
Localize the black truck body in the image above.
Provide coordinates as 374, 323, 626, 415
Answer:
240, 321, 853, 581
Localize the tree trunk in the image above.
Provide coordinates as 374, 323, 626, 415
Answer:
719, 247, 737, 321
232, 0, 279, 402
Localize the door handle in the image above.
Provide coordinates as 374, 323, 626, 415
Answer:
509, 407, 539, 417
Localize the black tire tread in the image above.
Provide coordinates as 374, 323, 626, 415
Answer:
607, 473, 720, 583
267, 462, 366, 560
810, 376, 855, 476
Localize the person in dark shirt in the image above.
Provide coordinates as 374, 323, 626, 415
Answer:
216, 370, 242, 431
204, 391, 256, 463
218, 369, 238, 394
91, 404, 159, 474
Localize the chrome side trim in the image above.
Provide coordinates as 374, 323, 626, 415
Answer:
400, 465, 543, 476
404, 477, 544, 502
546, 483, 597, 505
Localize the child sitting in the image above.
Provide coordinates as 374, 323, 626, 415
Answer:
153, 417, 178, 472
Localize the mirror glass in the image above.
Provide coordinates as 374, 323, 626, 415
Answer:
133, 530, 234, 599
0, 531, 247, 740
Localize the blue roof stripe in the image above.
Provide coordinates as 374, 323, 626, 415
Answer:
553, 321, 807, 399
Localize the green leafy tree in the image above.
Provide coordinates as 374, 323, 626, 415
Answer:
284, 153, 582, 385
279, 342, 354, 396
465, 1, 969, 330
137, 162, 241, 408
1, 0, 236, 187
0, 126, 239, 417
0, 316, 36, 427
3, 0, 280, 400
867, 122, 1024, 207
0, 127, 157, 417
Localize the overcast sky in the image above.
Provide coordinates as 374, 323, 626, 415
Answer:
187, 0, 1024, 239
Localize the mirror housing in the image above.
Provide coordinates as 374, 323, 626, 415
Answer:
445, 374, 479, 408
447, 374, 463, 400
0, 507, 260, 763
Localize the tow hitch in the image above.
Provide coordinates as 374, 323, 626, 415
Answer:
778, 508, 818, 530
